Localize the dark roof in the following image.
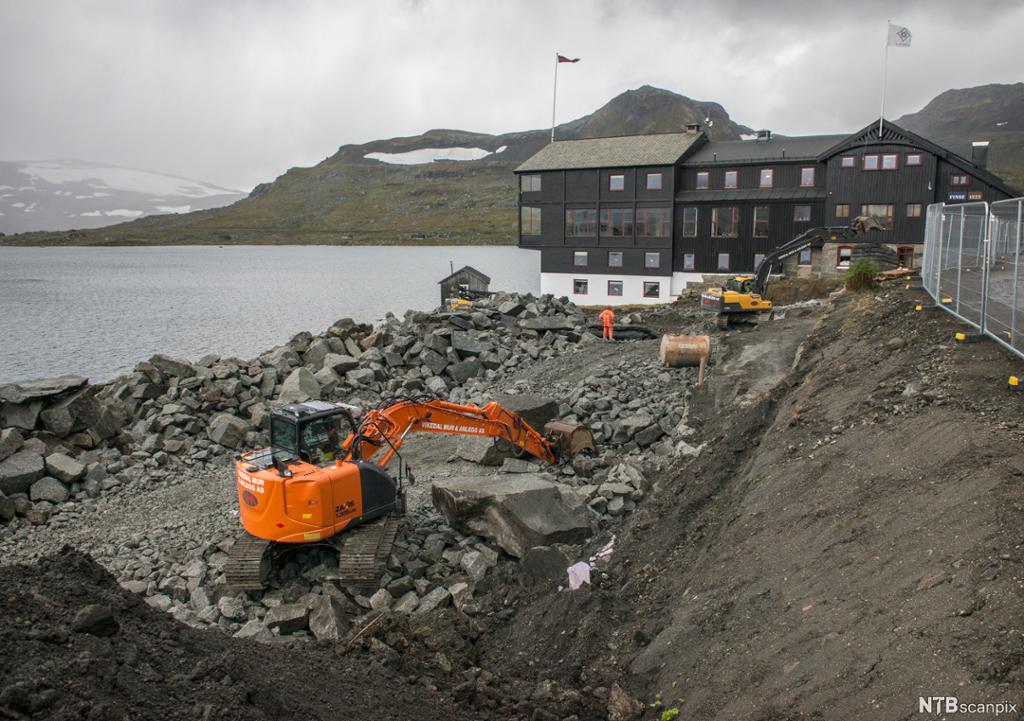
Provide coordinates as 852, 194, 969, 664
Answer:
675, 187, 827, 202
438, 265, 491, 284
683, 134, 847, 165
820, 119, 1019, 196
515, 132, 703, 172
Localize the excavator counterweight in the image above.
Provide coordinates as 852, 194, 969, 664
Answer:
225, 398, 593, 590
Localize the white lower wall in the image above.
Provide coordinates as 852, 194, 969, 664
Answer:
670, 272, 706, 295
541, 272, 674, 305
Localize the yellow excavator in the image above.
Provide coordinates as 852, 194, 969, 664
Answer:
701, 215, 883, 328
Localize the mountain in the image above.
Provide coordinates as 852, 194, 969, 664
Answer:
0, 87, 751, 245
0, 159, 244, 234
896, 83, 1024, 189
3, 83, 1020, 246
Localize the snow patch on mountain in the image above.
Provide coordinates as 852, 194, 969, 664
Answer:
364, 147, 496, 165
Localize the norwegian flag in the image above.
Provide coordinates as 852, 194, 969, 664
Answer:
557, 54, 579, 63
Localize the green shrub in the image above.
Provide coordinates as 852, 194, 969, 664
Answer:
844, 258, 880, 291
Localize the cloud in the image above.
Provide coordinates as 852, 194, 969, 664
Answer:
0, 0, 1021, 189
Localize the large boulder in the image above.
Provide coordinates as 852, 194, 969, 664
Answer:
44, 453, 85, 483
519, 316, 574, 332
455, 436, 510, 466
29, 476, 69, 504
447, 358, 483, 384
0, 428, 22, 463
0, 375, 88, 405
322, 353, 360, 374
308, 595, 349, 641
432, 474, 591, 558
0, 448, 45, 495
450, 331, 493, 358
0, 401, 43, 431
495, 393, 559, 431
264, 603, 309, 635
208, 414, 251, 449
278, 367, 320, 404
148, 354, 196, 379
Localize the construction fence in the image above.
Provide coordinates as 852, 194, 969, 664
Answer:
922, 197, 1024, 361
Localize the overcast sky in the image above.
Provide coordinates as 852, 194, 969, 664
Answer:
1, 0, 1021, 190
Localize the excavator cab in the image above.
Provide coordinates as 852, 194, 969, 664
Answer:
724, 276, 756, 294
264, 401, 361, 467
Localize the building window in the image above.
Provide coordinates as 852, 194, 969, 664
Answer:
798, 247, 812, 266
860, 203, 894, 230
754, 253, 766, 269
608, 280, 623, 297
600, 208, 634, 237
643, 282, 660, 299
683, 253, 695, 271
759, 168, 774, 188
881, 154, 898, 170
906, 203, 922, 218
520, 175, 541, 192
794, 205, 811, 223
645, 252, 660, 269
906, 153, 922, 166
635, 207, 671, 237
573, 251, 588, 267
752, 206, 769, 237
897, 247, 915, 269
863, 154, 880, 171
564, 209, 597, 237
521, 206, 541, 235
950, 173, 970, 186
608, 251, 623, 268
837, 246, 853, 268
609, 174, 625, 191
573, 279, 588, 295
717, 253, 730, 271
724, 170, 738, 189
800, 167, 816, 187
841, 156, 856, 169
681, 207, 698, 237
646, 172, 663, 190
835, 203, 850, 219
695, 171, 709, 189
711, 207, 739, 237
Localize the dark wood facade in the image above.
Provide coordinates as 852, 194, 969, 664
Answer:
517, 121, 1017, 279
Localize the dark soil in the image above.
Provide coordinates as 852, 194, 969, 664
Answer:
5, 287, 1023, 721
475, 286, 1024, 720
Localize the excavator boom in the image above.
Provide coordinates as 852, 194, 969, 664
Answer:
348, 399, 565, 467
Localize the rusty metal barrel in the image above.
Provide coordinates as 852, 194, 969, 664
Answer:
659, 334, 711, 385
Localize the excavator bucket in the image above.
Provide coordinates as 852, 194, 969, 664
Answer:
544, 420, 597, 457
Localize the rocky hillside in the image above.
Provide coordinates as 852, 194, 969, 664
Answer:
3, 87, 752, 246
897, 82, 1024, 189
0, 159, 244, 234
4, 83, 1021, 246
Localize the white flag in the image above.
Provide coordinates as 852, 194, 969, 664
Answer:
888, 23, 912, 47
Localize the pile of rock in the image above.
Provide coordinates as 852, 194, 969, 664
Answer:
0, 292, 592, 530
0, 376, 126, 526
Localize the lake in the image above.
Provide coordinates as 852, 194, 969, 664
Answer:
0, 245, 540, 384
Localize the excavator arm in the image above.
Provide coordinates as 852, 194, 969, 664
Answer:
342, 399, 578, 467
752, 215, 884, 295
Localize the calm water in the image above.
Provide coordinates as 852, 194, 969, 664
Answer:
0, 245, 540, 384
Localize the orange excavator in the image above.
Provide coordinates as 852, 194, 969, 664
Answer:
225, 398, 595, 590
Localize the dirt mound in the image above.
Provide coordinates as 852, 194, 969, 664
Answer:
474, 287, 1024, 719
0, 548, 480, 721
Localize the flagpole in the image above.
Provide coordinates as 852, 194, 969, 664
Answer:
879, 21, 889, 138
551, 52, 559, 143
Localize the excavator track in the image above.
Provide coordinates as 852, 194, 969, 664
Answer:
224, 533, 273, 591
335, 515, 400, 588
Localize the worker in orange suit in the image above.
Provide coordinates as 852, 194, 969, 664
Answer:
599, 305, 615, 341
